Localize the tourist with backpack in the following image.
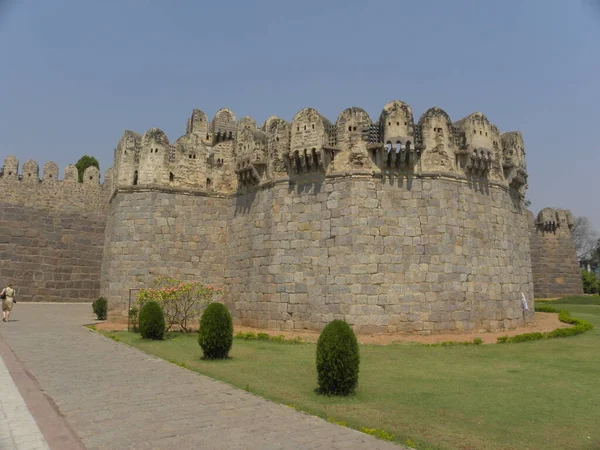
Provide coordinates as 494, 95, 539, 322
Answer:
1, 283, 16, 322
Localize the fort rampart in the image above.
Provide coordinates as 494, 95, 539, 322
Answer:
0, 159, 111, 302
100, 101, 536, 333
530, 208, 584, 298
0, 99, 584, 333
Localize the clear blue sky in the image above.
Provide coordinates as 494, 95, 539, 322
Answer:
1, 0, 599, 227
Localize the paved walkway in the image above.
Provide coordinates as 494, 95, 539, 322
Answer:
0, 304, 404, 450
0, 354, 50, 450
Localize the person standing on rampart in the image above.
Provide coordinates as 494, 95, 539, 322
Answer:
1, 283, 16, 322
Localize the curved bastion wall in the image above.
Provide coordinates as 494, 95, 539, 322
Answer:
529, 208, 584, 298
100, 100, 536, 333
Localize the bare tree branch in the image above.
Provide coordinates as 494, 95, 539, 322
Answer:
571, 216, 598, 258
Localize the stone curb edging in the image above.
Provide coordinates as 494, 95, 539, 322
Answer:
0, 333, 86, 450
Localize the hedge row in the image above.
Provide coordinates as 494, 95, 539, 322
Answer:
497, 306, 593, 343
234, 331, 303, 344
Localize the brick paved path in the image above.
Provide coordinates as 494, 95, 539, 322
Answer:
0, 355, 50, 450
0, 304, 404, 450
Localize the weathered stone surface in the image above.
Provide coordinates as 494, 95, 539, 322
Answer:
529, 208, 583, 298
0, 162, 109, 302
101, 175, 535, 334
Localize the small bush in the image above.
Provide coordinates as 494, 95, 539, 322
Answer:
316, 320, 360, 396
138, 301, 165, 340
235, 331, 256, 340
582, 270, 600, 294
198, 302, 233, 359
257, 332, 270, 340
92, 297, 107, 320
473, 337, 483, 345
129, 306, 139, 332
509, 332, 545, 343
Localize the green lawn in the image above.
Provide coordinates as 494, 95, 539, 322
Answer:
107, 298, 600, 450
539, 295, 600, 306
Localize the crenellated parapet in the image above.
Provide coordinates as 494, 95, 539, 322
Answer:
536, 208, 574, 233
0, 155, 110, 187
0, 155, 112, 220
111, 101, 529, 197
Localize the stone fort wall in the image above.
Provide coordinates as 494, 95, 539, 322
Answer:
0, 99, 584, 333
0, 157, 111, 302
101, 176, 533, 333
100, 100, 540, 333
530, 208, 584, 298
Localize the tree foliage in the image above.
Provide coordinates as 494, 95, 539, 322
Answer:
571, 216, 599, 259
75, 155, 99, 183
136, 276, 223, 332
582, 270, 600, 294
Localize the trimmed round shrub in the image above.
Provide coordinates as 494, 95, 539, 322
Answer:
138, 301, 165, 340
316, 319, 360, 396
92, 297, 107, 320
198, 303, 233, 359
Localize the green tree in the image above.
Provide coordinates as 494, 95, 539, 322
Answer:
75, 155, 99, 183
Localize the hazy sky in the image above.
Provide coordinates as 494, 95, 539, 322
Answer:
1, 0, 599, 227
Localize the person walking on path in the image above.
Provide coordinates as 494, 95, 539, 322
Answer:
1, 283, 16, 322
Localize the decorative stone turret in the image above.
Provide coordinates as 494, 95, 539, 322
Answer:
501, 131, 528, 192
288, 108, 338, 175
262, 116, 291, 179
368, 100, 422, 171
212, 108, 236, 145
235, 128, 268, 186
418, 107, 456, 173
453, 112, 497, 177
335, 107, 372, 169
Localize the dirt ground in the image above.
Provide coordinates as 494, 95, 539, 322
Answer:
94, 311, 570, 345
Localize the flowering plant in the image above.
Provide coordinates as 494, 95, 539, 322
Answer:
136, 276, 224, 332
